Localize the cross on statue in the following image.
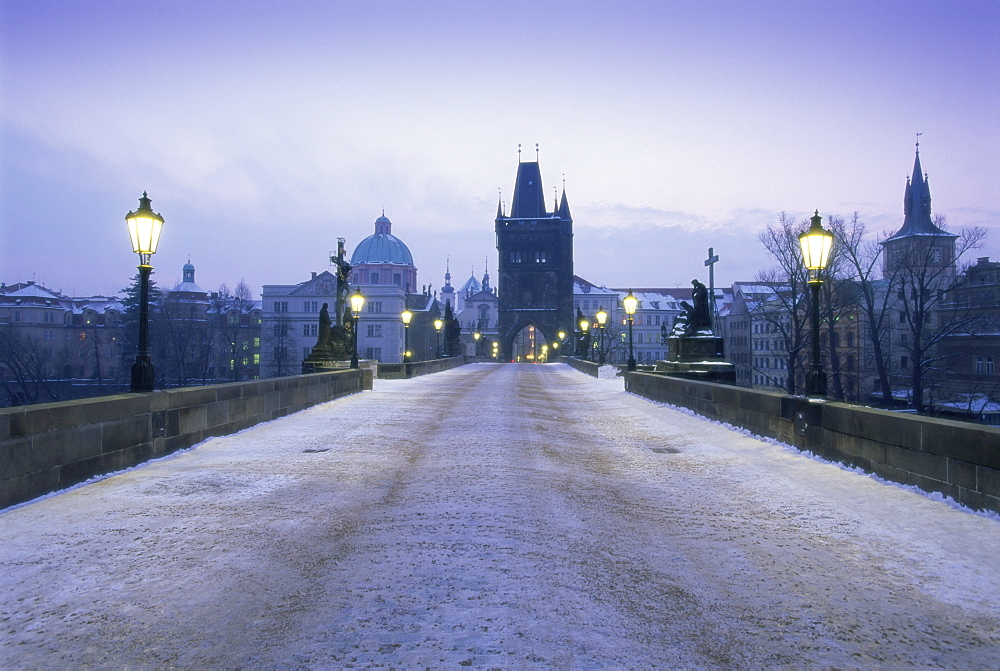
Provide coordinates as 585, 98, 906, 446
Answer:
704, 247, 720, 326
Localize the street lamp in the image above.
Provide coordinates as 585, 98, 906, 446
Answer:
799, 210, 834, 397
350, 289, 365, 368
595, 306, 608, 365
473, 331, 481, 358
401, 309, 413, 368
126, 192, 164, 392
578, 316, 590, 360
623, 289, 638, 371
434, 317, 444, 358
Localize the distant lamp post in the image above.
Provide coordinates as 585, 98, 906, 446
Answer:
799, 210, 834, 397
595, 307, 608, 365
350, 289, 365, 368
473, 331, 481, 357
579, 317, 590, 360
126, 192, 164, 392
623, 289, 638, 371
401, 309, 413, 368
434, 317, 444, 358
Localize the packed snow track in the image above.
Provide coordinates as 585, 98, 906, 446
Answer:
2, 363, 999, 667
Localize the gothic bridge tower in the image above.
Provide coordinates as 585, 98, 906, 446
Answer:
495, 151, 574, 361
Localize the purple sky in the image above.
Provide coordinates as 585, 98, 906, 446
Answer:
2, 1, 998, 299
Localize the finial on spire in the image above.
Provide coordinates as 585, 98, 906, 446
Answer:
535, 142, 539, 161
916, 132, 923, 151
517, 143, 521, 162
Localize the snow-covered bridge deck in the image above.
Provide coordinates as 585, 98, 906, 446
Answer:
2, 363, 999, 667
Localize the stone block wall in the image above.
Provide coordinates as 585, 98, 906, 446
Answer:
0, 368, 372, 509
625, 372, 1000, 514
378, 355, 470, 379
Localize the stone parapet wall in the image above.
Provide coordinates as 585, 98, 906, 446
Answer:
625, 372, 1000, 514
378, 356, 470, 379
0, 368, 373, 509
559, 356, 603, 378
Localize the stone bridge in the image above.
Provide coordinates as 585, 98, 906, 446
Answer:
1, 363, 999, 667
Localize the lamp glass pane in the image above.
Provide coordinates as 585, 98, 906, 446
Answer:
623, 295, 638, 315
127, 215, 162, 255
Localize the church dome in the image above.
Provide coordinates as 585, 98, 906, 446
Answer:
351, 214, 414, 266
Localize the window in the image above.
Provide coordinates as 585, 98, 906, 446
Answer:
253, 353, 260, 364
370, 272, 380, 284
393, 273, 402, 286
228, 313, 240, 326
900, 356, 909, 370
303, 301, 318, 313
274, 301, 289, 313
44, 312, 55, 323
534, 251, 547, 263
368, 301, 383, 314
43, 330, 54, 341
977, 356, 995, 375
273, 323, 289, 337
365, 347, 383, 361
254, 337, 260, 348
847, 355, 855, 372
510, 251, 522, 263
367, 324, 383, 337
846, 332, 854, 347
303, 323, 318, 337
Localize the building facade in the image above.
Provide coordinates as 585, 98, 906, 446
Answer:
495, 158, 574, 361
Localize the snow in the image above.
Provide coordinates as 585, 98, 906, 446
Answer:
2, 363, 999, 667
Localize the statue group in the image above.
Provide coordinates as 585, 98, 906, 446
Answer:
311, 302, 354, 361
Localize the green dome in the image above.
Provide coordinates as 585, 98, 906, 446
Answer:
351, 214, 414, 266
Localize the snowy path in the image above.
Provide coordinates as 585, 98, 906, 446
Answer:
2, 363, 999, 668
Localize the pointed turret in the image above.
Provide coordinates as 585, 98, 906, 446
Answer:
509, 161, 547, 219
885, 144, 951, 241
558, 187, 573, 222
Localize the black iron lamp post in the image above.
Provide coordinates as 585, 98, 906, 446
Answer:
578, 316, 590, 360
349, 289, 365, 368
623, 289, 638, 371
473, 331, 481, 357
799, 211, 834, 397
595, 307, 608, 364
126, 192, 164, 392
433, 318, 443, 358
401, 309, 413, 372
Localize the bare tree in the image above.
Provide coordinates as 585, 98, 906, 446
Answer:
753, 212, 811, 393
832, 212, 897, 404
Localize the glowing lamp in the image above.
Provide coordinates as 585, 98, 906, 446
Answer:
799, 211, 834, 275
126, 191, 164, 260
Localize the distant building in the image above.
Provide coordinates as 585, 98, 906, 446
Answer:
0, 261, 260, 406
495, 155, 575, 361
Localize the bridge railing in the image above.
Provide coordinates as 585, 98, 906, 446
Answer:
0, 368, 372, 510
378, 355, 471, 379
624, 371, 1000, 514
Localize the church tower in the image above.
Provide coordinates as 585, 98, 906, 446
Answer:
881, 142, 958, 278
495, 148, 574, 360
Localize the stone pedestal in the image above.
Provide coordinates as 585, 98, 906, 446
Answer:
654, 335, 736, 384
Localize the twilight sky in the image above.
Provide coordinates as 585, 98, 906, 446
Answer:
2, 1, 998, 299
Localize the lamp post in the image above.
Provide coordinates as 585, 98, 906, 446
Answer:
541, 344, 548, 362
579, 316, 590, 360
623, 289, 638, 371
595, 307, 608, 365
349, 289, 365, 368
401, 309, 413, 372
799, 210, 834, 397
126, 192, 164, 392
434, 317, 443, 358
473, 331, 481, 358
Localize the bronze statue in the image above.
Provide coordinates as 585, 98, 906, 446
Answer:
685, 279, 712, 333
317, 303, 332, 350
